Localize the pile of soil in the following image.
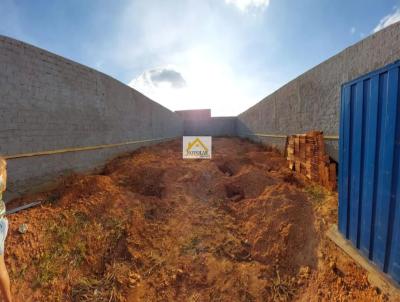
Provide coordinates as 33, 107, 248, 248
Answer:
5, 138, 393, 301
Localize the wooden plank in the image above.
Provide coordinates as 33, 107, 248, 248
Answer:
295, 161, 301, 172
329, 163, 336, 181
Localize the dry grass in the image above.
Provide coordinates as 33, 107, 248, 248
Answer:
304, 184, 328, 203
266, 270, 296, 302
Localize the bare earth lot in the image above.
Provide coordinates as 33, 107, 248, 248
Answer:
5, 138, 391, 301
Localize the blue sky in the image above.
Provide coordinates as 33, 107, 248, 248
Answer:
1, 0, 399, 116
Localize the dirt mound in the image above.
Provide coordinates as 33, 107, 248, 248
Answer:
5, 138, 391, 301
56, 175, 120, 206
104, 153, 166, 198
117, 166, 165, 198
233, 168, 278, 198
237, 184, 317, 276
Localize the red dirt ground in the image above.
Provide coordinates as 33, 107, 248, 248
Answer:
4, 138, 395, 301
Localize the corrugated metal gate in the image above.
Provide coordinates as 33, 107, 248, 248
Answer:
339, 60, 400, 284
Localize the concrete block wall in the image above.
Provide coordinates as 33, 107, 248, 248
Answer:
3, 21, 400, 198
183, 117, 237, 136
0, 35, 183, 200
237, 22, 400, 160
175, 109, 211, 121
176, 109, 236, 136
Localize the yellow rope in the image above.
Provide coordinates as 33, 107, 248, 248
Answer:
323, 135, 339, 141
252, 133, 287, 138
251, 133, 339, 141
4, 133, 339, 160
4, 136, 177, 160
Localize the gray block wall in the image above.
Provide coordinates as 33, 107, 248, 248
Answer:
175, 109, 236, 136
184, 117, 237, 136
2, 21, 400, 199
0, 35, 183, 200
237, 22, 400, 160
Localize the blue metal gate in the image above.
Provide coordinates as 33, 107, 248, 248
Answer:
339, 60, 400, 284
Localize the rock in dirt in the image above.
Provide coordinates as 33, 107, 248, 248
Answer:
18, 223, 28, 234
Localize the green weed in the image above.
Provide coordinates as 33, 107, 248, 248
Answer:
304, 185, 327, 203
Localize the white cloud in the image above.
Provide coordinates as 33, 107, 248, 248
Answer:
132, 67, 186, 89
225, 0, 270, 11
106, 1, 276, 116
129, 67, 190, 111
129, 46, 270, 116
373, 8, 400, 33
350, 27, 356, 34
96, 1, 278, 116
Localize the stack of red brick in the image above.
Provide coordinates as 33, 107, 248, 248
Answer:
286, 131, 337, 191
